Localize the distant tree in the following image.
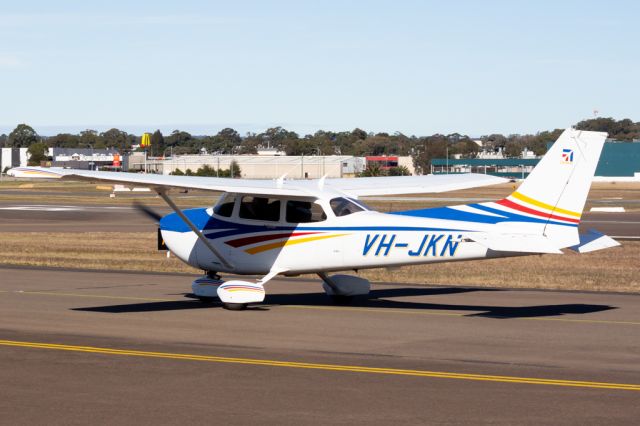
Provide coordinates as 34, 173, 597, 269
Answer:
195, 165, 217, 176
351, 128, 368, 141
575, 117, 639, 141
184, 168, 194, 176
209, 128, 241, 154
8, 124, 39, 147
171, 168, 185, 175
359, 163, 384, 177
531, 129, 563, 155
412, 136, 448, 174
239, 133, 260, 154
150, 130, 165, 156
165, 130, 196, 153
100, 128, 129, 152
0, 134, 7, 147
259, 127, 299, 154
27, 142, 48, 166
503, 141, 523, 158
304, 130, 337, 156
451, 139, 480, 158
387, 165, 411, 176
48, 133, 80, 148
79, 129, 102, 149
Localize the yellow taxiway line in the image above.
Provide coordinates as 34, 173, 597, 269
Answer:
0, 339, 638, 391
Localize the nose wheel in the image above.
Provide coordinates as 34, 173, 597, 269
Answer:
222, 303, 248, 311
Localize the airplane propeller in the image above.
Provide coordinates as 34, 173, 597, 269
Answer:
133, 201, 163, 222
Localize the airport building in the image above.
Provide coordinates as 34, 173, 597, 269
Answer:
130, 155, 368, 178
0, 147, 29, 172
432, 140, 640, 181
49, 147, 120, 170
126, 154, 416, 179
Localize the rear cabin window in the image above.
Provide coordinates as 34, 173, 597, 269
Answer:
286, 201, 327, 223
239, 196, 281, 222
214, 195, 235, 217
330, 197, 365, 217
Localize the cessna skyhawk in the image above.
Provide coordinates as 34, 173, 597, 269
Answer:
9, 129, 618, 309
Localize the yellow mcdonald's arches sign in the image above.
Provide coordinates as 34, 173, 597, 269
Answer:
141, 133, 151, 147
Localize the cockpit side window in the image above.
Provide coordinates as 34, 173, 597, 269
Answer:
239, 196, 281, 222
214, 194, 235, 217
286, 200, 327, 223
330, 197, 365, 217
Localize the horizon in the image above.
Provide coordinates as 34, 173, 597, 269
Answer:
0, 116, 630, 139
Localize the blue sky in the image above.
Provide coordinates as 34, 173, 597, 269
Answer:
1, 0, 638, 136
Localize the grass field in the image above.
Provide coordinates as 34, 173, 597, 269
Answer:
0, 232, 637, 293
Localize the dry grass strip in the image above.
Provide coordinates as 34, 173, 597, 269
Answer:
0, 232, 637, 293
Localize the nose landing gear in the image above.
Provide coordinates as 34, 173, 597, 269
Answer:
191, 270, 271, 310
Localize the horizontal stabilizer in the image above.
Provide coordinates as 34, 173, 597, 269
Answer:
468, 233, 563, 254
569, 229, 620, 254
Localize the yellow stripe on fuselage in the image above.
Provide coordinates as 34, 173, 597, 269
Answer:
510, 191, 581, 218
245, 234, 347, 255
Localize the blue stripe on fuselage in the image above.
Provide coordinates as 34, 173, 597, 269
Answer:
392, 204, 577, 227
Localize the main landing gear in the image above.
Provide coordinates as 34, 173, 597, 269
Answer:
192, 271, 371, 310
318, 273, 371, 304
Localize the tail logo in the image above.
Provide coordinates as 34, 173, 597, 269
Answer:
561, 148, 574, 164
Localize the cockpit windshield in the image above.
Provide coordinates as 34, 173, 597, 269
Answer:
213, 194, 235, 217
330, 197, 366, 217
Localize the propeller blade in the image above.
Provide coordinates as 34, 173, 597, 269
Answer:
133, 201, 163, 222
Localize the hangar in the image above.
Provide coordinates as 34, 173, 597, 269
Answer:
432, 140, 640, 181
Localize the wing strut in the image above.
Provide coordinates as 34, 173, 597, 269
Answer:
157, 190, 234, 270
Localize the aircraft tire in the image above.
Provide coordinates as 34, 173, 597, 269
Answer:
223, 303, 248, 311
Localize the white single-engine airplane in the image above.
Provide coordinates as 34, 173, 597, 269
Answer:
9, 129, 619, 309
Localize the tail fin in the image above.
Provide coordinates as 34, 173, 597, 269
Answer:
497, 128, 607, 246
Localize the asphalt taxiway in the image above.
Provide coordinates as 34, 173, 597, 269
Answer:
1, 266, 639, 424
1, 198, 639, 424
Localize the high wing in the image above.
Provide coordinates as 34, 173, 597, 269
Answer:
7, 167, 508, 197
315, 174, 507, 197
8, 167, 309, 197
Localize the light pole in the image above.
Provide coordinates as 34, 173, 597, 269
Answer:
446, 147, 449, 174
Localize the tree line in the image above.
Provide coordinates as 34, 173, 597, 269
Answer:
1, 117, 638, 173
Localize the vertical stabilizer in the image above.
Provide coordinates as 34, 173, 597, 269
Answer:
498, 128, 607, 246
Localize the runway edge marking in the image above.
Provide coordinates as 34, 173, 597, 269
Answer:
0, 339, 639, 391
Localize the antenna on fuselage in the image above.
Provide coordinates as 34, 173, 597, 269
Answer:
318, 174, 328, 190
276, 173, 288, 189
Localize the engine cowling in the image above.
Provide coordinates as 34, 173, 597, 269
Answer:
217, 281, 266, 305
322, 275, 370, 296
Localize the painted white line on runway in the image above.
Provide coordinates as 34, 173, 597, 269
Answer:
0, 205, 136, 212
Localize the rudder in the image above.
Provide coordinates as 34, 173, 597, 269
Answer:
497, 128, 607, 246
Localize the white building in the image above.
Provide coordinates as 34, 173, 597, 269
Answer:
135, 155, 367, 178
0, 148, 29, 172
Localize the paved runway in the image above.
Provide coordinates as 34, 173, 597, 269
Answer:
0, 202, 639, 238
1, 266, 639, 424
